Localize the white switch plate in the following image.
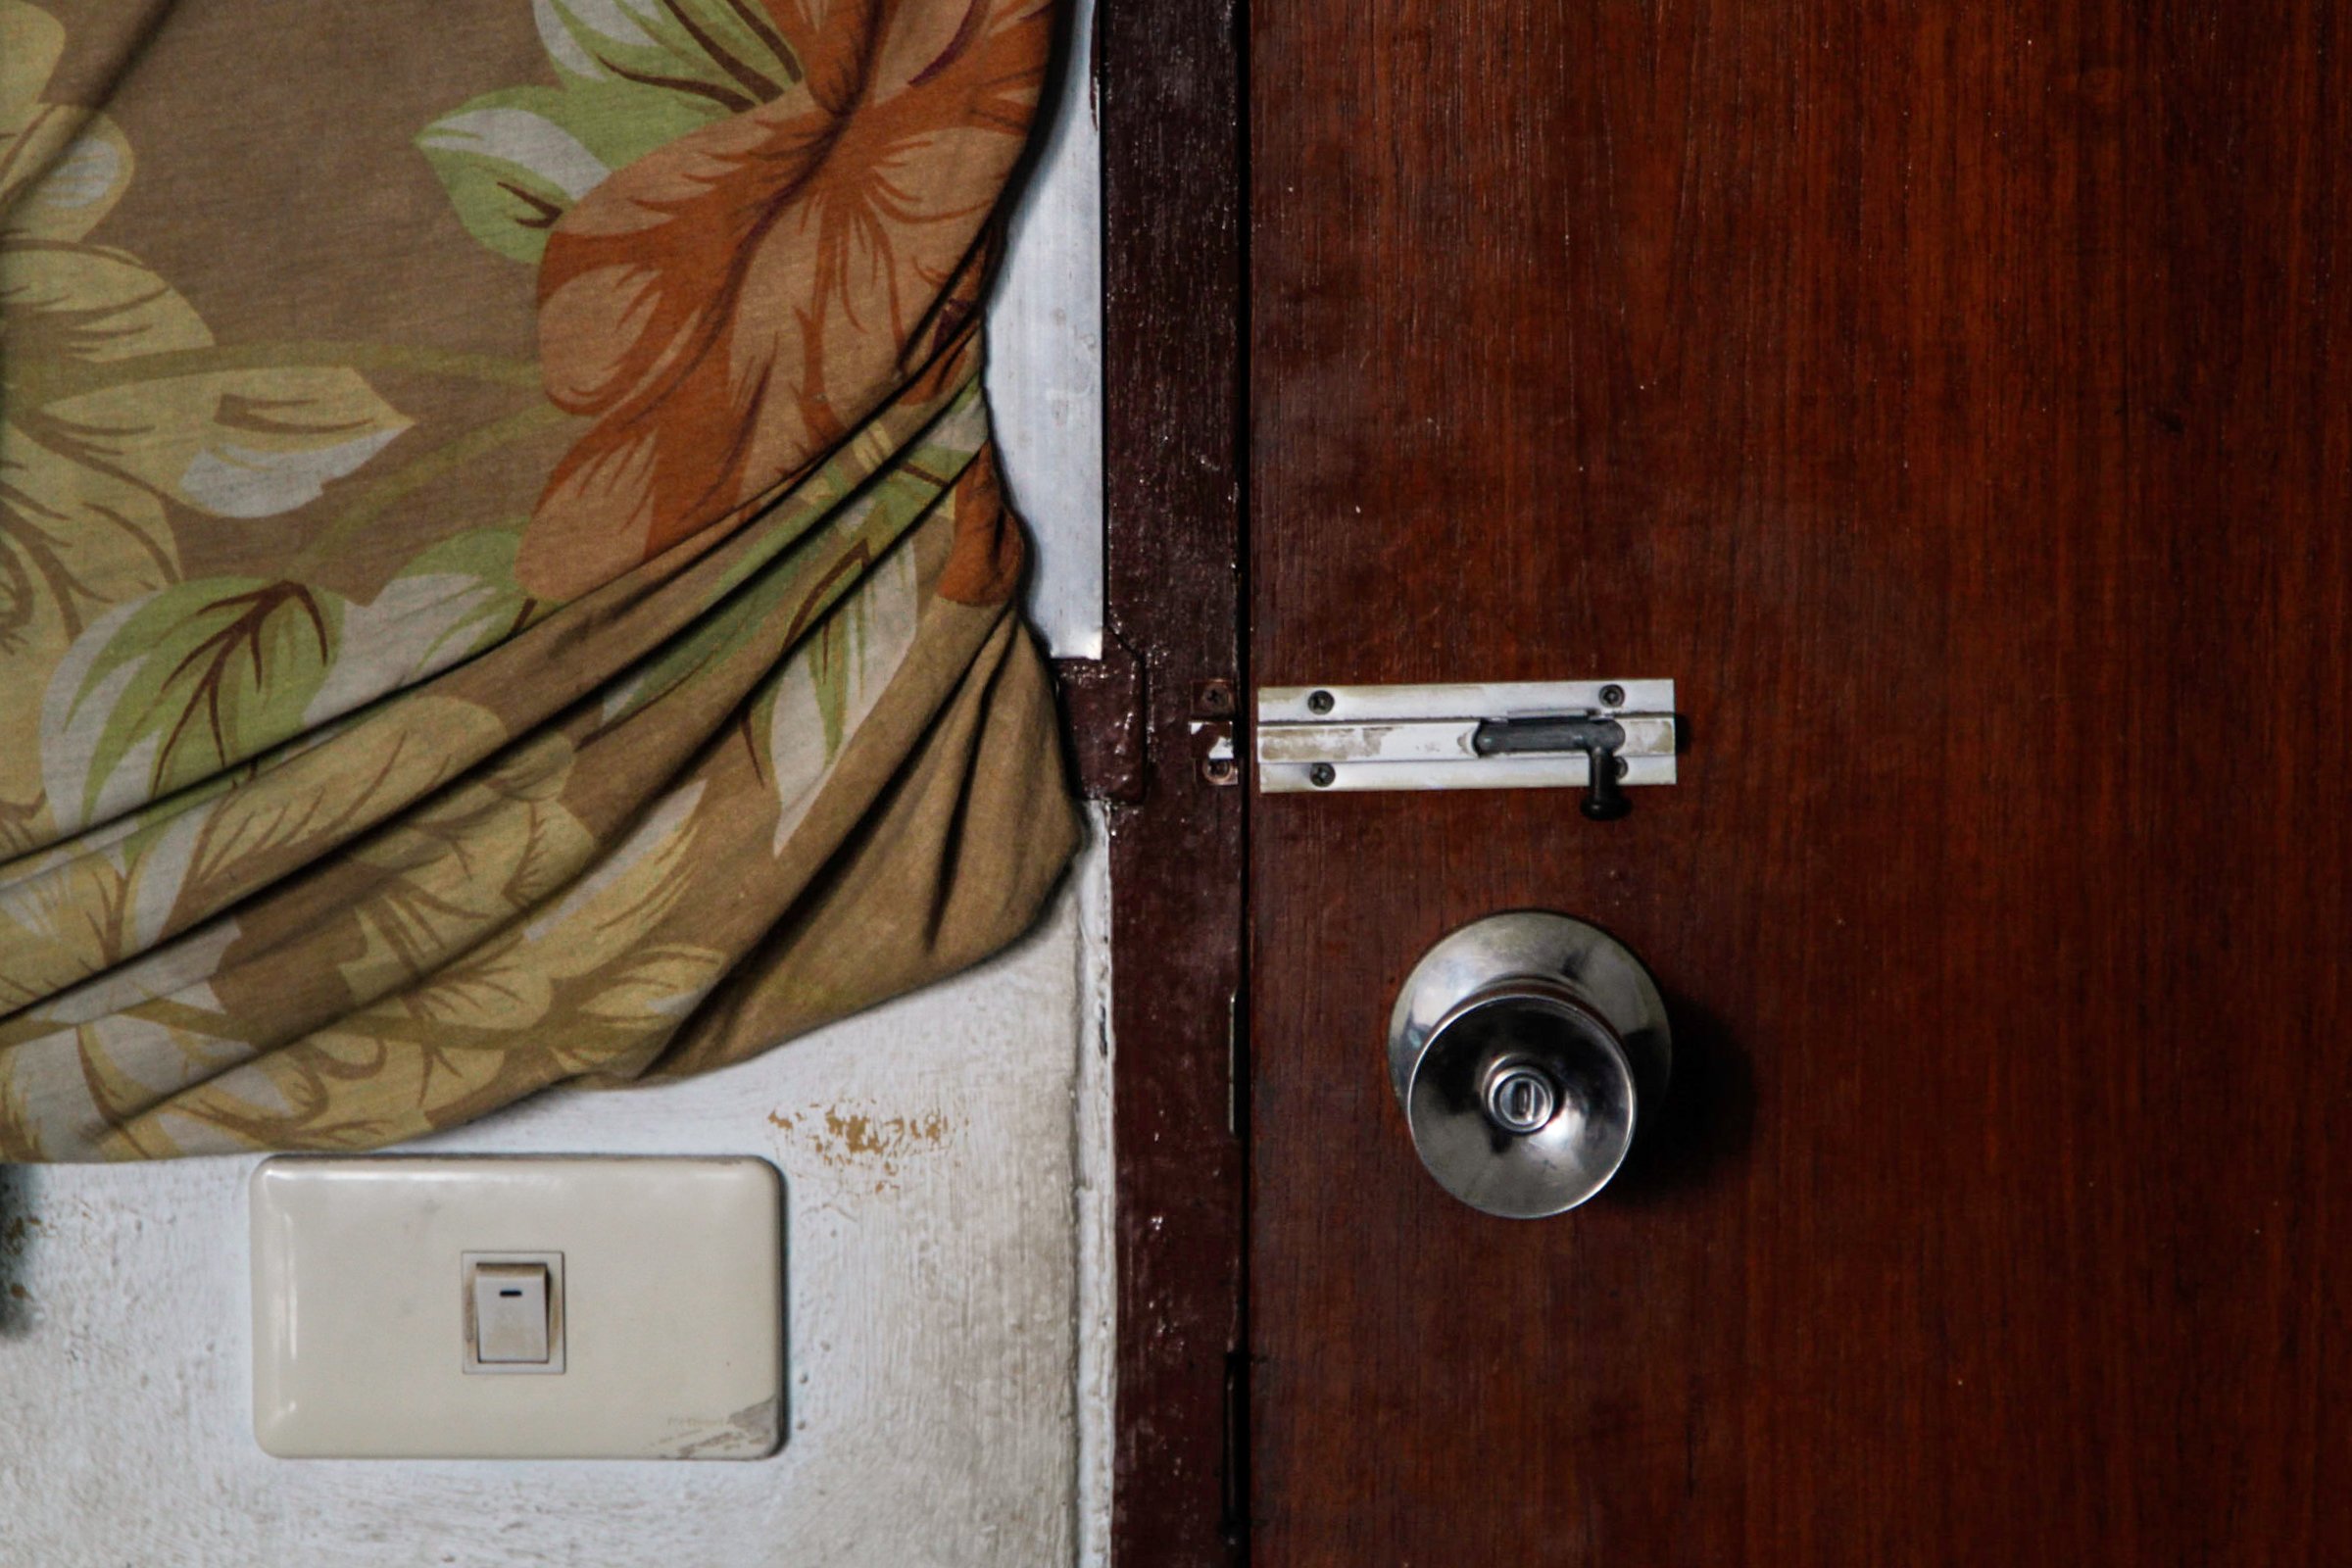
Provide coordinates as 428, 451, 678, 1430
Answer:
251, 1155, 783, 1459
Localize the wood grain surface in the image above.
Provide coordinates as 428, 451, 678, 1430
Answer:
1246, 1, 2352, 1562
1101, 0, 1249, 1562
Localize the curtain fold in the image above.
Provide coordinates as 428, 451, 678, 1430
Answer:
0, 0, 1078, 1159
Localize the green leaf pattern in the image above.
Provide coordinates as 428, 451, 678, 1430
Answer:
761, 539, 919, 854
39, 581, 340, 834
416, 83, 724, 265
417, 0, 802, 266
530, 0, 801, 100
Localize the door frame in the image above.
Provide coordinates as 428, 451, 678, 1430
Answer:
1095, 2, 1250, 1564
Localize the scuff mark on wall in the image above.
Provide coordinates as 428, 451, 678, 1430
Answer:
656, 1395, 784, 1460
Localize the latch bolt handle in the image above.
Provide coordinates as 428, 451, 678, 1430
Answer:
1471, 715, 1633, 821
1581, 752, 1632, 821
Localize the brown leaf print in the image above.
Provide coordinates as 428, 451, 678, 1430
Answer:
935, 442, 1021, 606
519, 0, 1050, 602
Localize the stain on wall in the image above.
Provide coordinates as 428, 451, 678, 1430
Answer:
769, 1105, 956, 1194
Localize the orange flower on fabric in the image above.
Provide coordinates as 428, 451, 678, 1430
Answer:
518, 0, 1051, 603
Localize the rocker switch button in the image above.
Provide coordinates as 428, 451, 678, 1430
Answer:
468, 1261, 551, 1365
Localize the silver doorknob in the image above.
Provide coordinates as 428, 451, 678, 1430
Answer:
1387, 911, 1672, 1218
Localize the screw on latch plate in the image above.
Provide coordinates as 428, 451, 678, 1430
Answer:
1471, 714, 1635, 820
1193, 677, 1241, 787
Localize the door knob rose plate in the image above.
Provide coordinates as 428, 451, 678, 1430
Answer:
1388, 912, 1672, 1218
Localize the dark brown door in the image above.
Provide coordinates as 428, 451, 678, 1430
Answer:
1246, 2, 2352, 1563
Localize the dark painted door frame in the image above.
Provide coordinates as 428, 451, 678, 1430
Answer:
1092, 3, 1250, 1565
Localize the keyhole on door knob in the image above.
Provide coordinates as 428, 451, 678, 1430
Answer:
1483, 1062, 1558, 1135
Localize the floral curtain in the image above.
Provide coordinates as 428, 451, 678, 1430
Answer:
0, 0, 1078, 1159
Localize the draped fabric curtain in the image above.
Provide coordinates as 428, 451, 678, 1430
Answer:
0, 0, 1078, 1159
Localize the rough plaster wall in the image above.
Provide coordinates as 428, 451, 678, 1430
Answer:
0, 834, 1109, 1568
0, 8, 1108, 1559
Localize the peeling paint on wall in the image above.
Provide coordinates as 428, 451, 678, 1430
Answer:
768, 1105, 958, 1194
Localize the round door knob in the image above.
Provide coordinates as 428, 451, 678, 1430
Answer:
1388, 912, 1672, 1218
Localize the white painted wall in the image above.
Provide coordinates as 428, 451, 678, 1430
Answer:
993, 0, 1103, 662
0, 9, 1109, 1562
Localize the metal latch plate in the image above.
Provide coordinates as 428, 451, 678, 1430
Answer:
1256, 680, 1678, 794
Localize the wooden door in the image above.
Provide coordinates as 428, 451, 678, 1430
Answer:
1245, 1, 2352, 1562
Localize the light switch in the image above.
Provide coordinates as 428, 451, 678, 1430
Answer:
251, 1157, 782, 1458
470, 1261, 552, 1366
